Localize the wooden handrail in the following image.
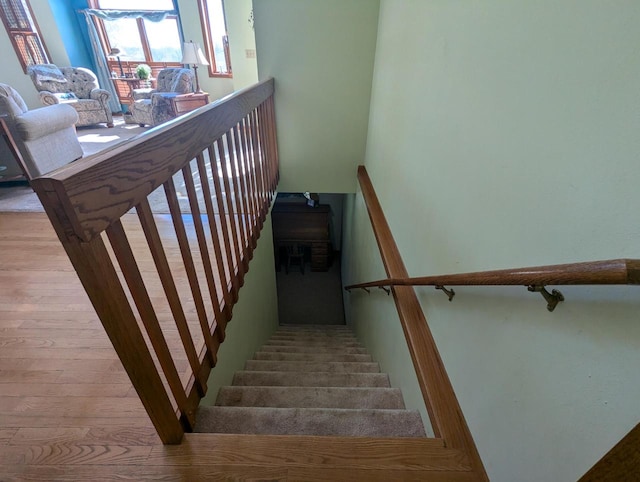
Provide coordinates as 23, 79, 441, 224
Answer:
354, 166, 489, 480
29, 79, 279, 444
346, 258, 640, 290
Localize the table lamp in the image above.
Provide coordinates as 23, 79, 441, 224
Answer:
181, 41, 209, 94
108, 47, 125, 77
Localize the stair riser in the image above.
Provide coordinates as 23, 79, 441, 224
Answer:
244, 360, 380, 373
264, 341, 362, 349
272, 333, 354, 338
260, 345, 368, 354
215, 386, 406, 409
275, 330, 353, 334
232, 371, 390, 388
268, 336, 360, 343
195, 407, 426, 437
253, 352, 373, 362
277, 325, 350, 329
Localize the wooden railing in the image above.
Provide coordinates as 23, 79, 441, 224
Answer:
351, 166, 489, 481
29, 78, 278, 444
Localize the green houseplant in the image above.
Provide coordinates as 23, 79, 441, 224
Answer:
135, 63, 152, 80
135, 63, 152, 89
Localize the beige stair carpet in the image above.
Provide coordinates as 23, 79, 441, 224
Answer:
195, 324, 426, 437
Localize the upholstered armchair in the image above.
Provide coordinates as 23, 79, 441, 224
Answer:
129, 68, 194, 127
0, 83, 83, 180
28, 64, 114, 128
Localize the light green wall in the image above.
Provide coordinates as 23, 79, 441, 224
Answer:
343, 1, 640, 481
224, 0, 258, 90
201, 212, 279, 405
253, 0, 379, 193
1, 1, 70, 109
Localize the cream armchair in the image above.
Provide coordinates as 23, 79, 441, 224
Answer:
0, 83, 82, 180
129, 68, 194, 127
28, 64, 114, 128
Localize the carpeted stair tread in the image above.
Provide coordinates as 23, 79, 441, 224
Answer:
195, 406, 426, 437
253, 351, 373, 362
259, 345, 368, 354
277, 324, 350, 329
232, 370, 390, 387
264, 338, 362, 347
215, 386, 405, 409
196, 324, 427, 438
274, 329, 353, 335
244, 360, 380, 373
270, 331, 357, 337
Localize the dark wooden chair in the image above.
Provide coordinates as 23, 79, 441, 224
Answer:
285, 243, 305, 274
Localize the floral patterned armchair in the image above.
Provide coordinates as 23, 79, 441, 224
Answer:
129, 68, 194, 127
28, 64, 114, 128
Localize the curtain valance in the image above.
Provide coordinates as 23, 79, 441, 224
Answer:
84, 9, 176, 22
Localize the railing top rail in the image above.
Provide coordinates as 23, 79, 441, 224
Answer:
345, 258, 640, 291
30, 78, 274, 243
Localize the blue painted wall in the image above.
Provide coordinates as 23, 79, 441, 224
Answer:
48, 0, 96, 73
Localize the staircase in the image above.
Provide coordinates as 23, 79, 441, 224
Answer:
195, 324, 426, 437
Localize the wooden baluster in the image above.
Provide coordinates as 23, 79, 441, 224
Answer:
233, 123, 256, 254
249, 109, 267, 219
257, 101, 275, 198
254, 104, 269, 203
182, 162, 226, 344
136, 199, 206, 396
163, 178, 217, 367
105, 220, 194, 429
226, 128, 251, 269
256, 107, 271, 211
247, 109, 264, 212
267, 94, 280, 186
238, 117, 259, 239
244, 111, 262, 222
196, 153, 233, 322
237, 119, 258, 249
216, 137, 244, 287
208, 145, 240, 303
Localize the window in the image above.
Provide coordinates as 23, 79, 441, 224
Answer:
198, 0, 232, 77
89, 0, 182, 64
0, 0, 50, 73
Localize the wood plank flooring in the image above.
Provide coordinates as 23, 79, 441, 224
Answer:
0, 212, 480, 481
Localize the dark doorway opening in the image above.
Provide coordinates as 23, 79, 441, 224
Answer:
272, 193, 345, 326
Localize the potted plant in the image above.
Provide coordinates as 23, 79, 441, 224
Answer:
135, 64, 152, 87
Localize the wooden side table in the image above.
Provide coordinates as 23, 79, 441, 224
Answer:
170, 93, 209, 116
113, 77, 154, 105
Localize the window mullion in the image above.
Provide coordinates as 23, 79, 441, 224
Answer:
137, 18, 152, 62
197, 0, 218, 76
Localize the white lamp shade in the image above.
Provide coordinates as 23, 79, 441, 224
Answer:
181, 42, 209, 66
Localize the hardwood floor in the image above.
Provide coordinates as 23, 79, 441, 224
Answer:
0, 212, 480, 481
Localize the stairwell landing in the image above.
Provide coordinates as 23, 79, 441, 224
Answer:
195, 324, 426, 437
